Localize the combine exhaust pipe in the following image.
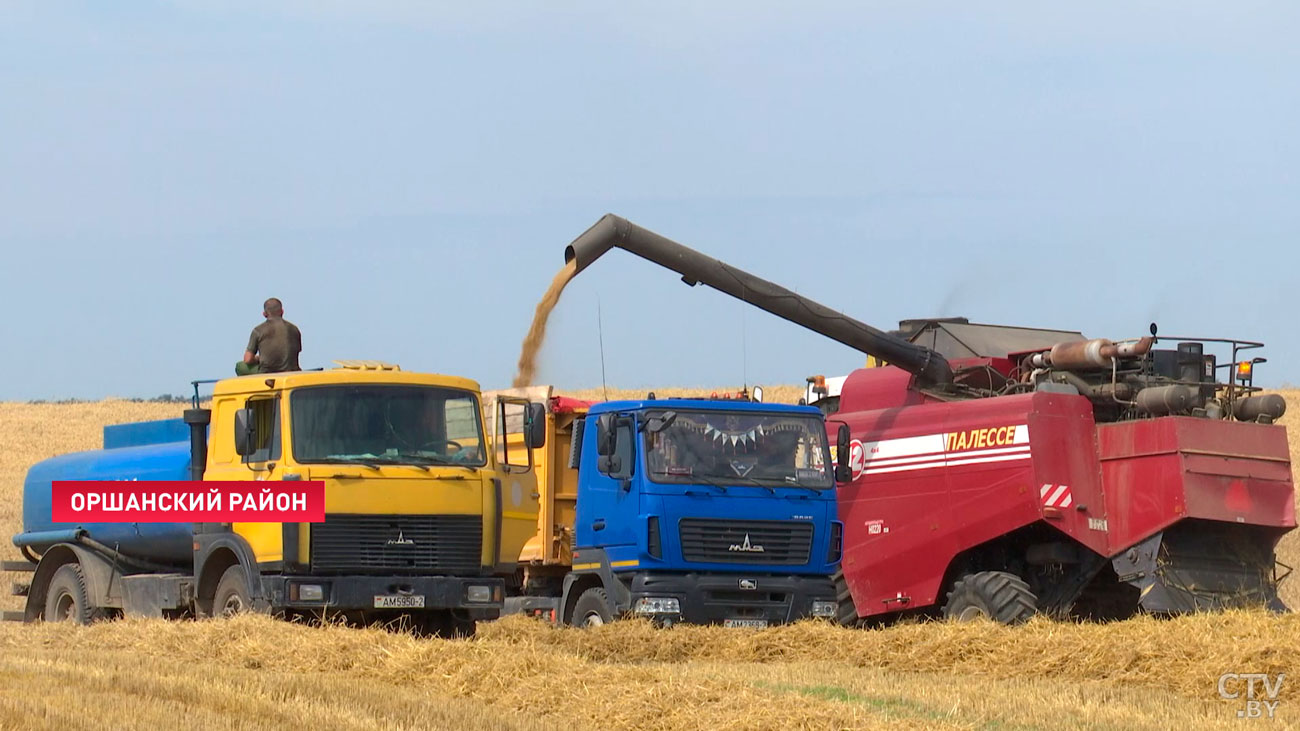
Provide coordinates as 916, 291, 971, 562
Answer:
564, 214, 953, 386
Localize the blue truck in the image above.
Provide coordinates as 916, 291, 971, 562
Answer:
500, 393, 842, 627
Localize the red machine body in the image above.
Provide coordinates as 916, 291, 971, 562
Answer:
834, 361, 1295, 620
557, 214, 1295, 622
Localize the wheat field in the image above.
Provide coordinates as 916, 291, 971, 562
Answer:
0, 390, 1296, 729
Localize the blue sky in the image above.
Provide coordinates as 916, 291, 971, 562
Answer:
2, 2, 1298, 399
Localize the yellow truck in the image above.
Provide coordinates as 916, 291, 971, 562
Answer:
11, 363, 546, 636
484, 386, 582, 607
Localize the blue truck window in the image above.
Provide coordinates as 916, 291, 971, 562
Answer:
611, 422, 635, 480
644, 409, 832, 488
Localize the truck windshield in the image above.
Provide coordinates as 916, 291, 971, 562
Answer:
291, 385, 486, 467
644, 410, 832, 488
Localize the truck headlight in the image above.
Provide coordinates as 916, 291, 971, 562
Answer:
633, 597, 680, 615
466, 585, 493, 603
290, 583, 325, 602
811, 601, 837, 618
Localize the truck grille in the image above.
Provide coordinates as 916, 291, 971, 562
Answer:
679, 519, 813, 565
310, 514, 482, 574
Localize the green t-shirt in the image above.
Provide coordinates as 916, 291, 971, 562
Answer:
246, 317, 302, 373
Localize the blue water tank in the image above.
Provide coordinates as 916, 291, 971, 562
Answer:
16, 418, 198, 564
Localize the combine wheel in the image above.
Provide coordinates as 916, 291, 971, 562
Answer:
832, 569, 861, 626
213, 565, 253, 617
43, 564, 104, 625
571, 587, 612, 627
944, 571, 1036, 625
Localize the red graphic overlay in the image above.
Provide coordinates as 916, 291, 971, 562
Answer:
52, 481, 325, 523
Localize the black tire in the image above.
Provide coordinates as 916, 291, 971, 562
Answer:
442, 612, 477, 639
412, 611, 478, 639
570, 587, 613, 627
832, 568, 861, 626
213, 564, 253, 618
43, 564, 103, 624
943, 571, 1037, 624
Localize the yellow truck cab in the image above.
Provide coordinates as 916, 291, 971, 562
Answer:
11, 362, 547, 637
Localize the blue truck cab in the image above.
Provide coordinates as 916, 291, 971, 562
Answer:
558, 398, 841, 627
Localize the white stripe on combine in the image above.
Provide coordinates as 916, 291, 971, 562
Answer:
863, 451, 1032, 475
944, 453, 1034, 468
865, 444, 1029, 468
1039, 483, 1052, 498
861, 451, 948, 468
1059, 494, 1073, 508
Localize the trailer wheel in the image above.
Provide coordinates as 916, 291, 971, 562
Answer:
213, 565, 252, 617
572, 587, 612, 627
832, 569, 861, 626
44, 564, 102, 625
944, 571, 1036, 624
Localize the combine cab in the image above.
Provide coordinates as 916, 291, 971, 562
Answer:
558, 214, 1295, 623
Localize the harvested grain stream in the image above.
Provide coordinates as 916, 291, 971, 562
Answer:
512, 260, 577, 388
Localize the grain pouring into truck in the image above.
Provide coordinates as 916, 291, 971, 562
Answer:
513, 260, 577, 388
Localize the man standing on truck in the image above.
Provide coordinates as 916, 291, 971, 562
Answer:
236, 297, 302, 375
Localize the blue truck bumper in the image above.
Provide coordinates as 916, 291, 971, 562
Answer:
627, 571, 835, 625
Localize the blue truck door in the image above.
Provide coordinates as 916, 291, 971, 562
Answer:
576, 416, 639, 551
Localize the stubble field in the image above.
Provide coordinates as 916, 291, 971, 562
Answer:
0, 389, 1297, 730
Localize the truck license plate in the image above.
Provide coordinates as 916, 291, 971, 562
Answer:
374, 594, 425, 609
723, 618, 768, 629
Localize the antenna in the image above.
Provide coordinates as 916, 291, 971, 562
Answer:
597, 295, 609, 401
741, 282, 748, 391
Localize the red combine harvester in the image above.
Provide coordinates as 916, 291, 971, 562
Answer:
563, 214, 1296, 623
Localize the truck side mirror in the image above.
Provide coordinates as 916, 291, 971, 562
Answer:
643, 410, 677, 434
598, 454, 623, 474
596, 413, 616, 456
525, 402, 547, 449
752, 386, 764, 403
834, 422, 852, 483
595, 413, 627, 476
234, 407, 257, 456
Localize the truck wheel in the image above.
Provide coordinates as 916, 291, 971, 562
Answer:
571, 587, 612, 627
44, 564, 102, 624
944, 571, 1037, 624
213, 565, 253, 617
413, 611, 477, 638
832, 569, 861, 626
442, 612, 477, 639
